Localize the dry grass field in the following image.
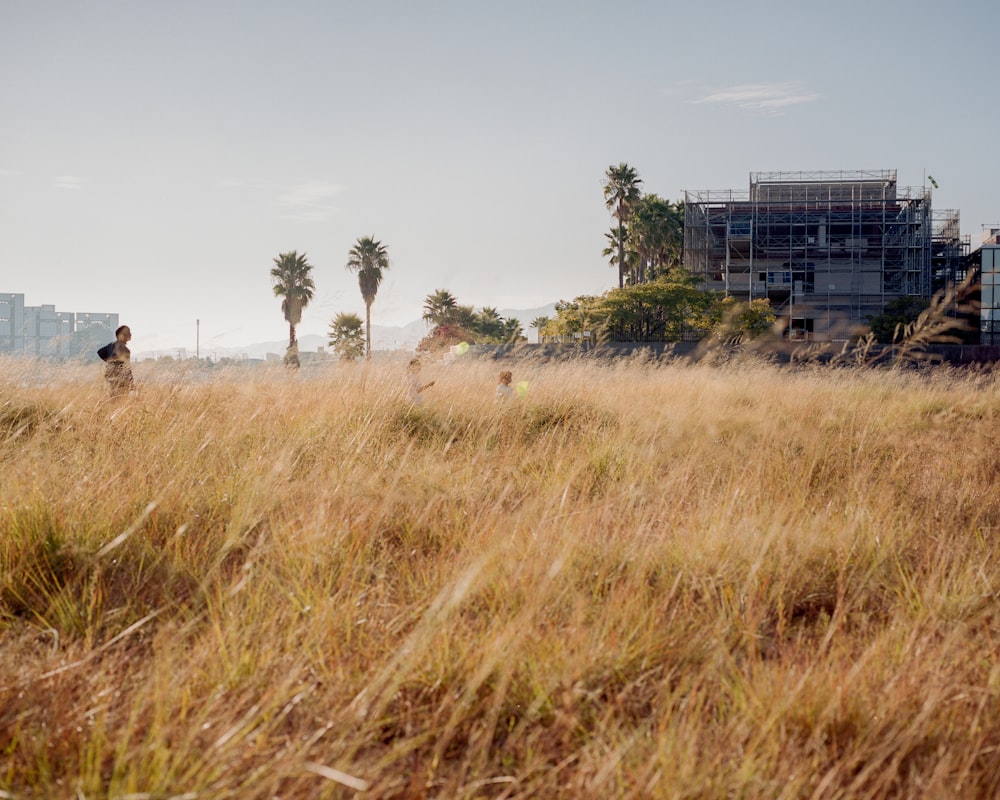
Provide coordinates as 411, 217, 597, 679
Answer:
2, 350, 1000, 799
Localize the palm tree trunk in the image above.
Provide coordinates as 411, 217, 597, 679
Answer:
617, 212, 625, 289
289, 322, 296, 349
365, 303, 372, 360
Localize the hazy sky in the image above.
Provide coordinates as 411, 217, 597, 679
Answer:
3, 0, 997, 354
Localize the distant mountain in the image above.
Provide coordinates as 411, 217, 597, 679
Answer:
137, 304, 558, 360
497, 303, 558, 327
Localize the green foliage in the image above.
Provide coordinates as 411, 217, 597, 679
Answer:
602, 163, 643, 219
328, 312, 366, 361
346, 236, 391, 358
545, 295, 599, 342
546, 269, 719, 343
603, 162, 643, 288
475, 306, 504, 341
418, 290, 527, 348
868, 296, 931, 343
270, 251, 315, 362
422, 289, 459, 326
712, 297, 778, 341
500, 316, 524, 343
269, 251, 315, 329
627, 194, 684, 284
345, 236, 390, 306
530, 316, 550, 342
601, 164, 684, 288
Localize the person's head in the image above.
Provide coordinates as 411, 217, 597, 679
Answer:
499, 370, 513, 386
115, 325, 131, 342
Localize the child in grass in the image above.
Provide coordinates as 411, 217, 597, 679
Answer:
495, 370, 513, 400
406, 358, 435, 405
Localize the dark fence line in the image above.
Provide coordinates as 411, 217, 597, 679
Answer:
471, 341, 1000, 366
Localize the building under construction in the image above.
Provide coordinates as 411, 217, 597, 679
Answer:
683, 170, 968, 340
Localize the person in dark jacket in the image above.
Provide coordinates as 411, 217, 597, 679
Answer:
105, 325, 134, 398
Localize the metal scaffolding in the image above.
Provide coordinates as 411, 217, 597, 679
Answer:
931, 209, 971, 290
684, 170, 943, 341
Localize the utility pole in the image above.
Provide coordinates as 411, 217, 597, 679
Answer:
196, 319, 200, 360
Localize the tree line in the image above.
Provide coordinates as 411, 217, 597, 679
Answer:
269, 236, 391, 366
269, 164, 781, 365
269, 239, 528, 365
534, 163, 776, 345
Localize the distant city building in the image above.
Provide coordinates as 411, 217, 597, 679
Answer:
684, 170, 970, 341
976, 227, 1000, 345
0, 293, 119, 358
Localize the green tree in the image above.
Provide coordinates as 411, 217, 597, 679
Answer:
530, 316, 550, 343
450, 303, 479, 331
328, 312, 366, 361
418, 290, 528, 347
602, 227, 641, 287
593, 272, 715, 342
546, 296, 600, 343
422, 289, 459, 327
501, 317, 525, 343
868, 296, 931, 343
629, 195, 684, 284
270, 250, 315, 367
345, 236, 390, 359
601, 227, 623, 276
603, 163, 642, 289
474, 306, 505, 341
546, 269, 717, 343
712, 297, 778, 341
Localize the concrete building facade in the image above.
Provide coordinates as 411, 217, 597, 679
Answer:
0, 293, 119, 358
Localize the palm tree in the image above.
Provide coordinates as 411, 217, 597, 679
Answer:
345, 236, 390, 359
630, 194, 683, 284
422, 289, 459, 327
328, 312, 366, 361
660, 200, 684, 273
602, 226, 641, 286
270, 250, 315, 367
452, 304, 478, 330
475, 306, 504, 341
601, 227, 621, 274
501, 317, 524, 343
603, 163, 643, 289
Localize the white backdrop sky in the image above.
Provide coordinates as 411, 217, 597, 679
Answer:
2, 0, 997, 354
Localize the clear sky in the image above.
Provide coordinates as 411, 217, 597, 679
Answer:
2, 0, 997, 354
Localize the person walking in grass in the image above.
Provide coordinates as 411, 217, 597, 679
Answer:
104, 325, 135, 399
406, 358, 435, 405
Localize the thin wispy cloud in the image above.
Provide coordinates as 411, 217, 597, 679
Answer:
54, 175, 84, 190
693, 82, 819, 113
659, 79, 701, 98
275, 181, 344, 222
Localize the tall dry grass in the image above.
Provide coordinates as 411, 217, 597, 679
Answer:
2, 351, 1000, 799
